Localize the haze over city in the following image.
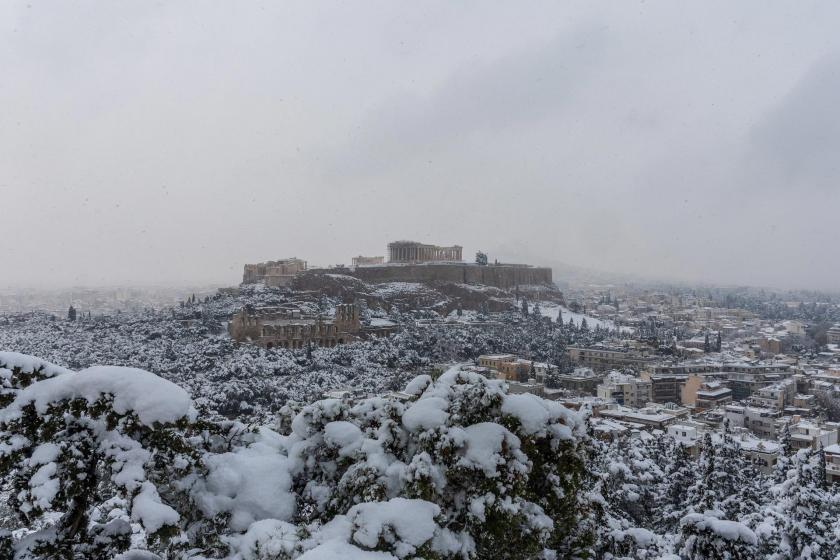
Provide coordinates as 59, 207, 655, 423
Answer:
2, 1, 839, 290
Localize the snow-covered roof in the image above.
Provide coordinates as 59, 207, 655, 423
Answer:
697, 387, 732, 397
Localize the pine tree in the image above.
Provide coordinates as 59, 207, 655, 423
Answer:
67, 305, 77, 322
660, 440, 695, 530
691, 432, 717, 513
780, 423, 793, 457
815, 443, 827, 490
772, 453, 840, 559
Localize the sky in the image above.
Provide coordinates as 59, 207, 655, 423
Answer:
2, 1, 839, 291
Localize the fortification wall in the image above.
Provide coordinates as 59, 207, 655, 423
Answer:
305, 263, 552, 289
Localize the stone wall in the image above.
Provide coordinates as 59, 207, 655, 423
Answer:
305, 263, 552, 289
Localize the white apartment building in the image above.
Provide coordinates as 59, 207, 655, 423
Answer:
788, 420, 840, 452
751, 379, 796, 410
724, 404, 781, 440
597, 372, 653, 408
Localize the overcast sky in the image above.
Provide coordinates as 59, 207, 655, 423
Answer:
2, 1, 839, 291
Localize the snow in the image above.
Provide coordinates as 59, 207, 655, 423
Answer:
196, 432, 296, 531
0, 351, 73, 378
453, 422, 522, 478
0, 365, 196, 427
372, 282, 426, 296
113, 551, 164, 560
28, 442, 60, 465
291, 399, 344, 439
28, 461, 59, 510
681, 513, 758, 544
227, 519, 300, 560
503, 393, 551, 434
402, 396, 449, 432
502, 392, 582, 437
131, 481, 180, 534
621, 526, 656, 546
347, 498, 440, 553
402, 374, 431, 396
298, 540, 396, 560
324, 421, 364, 457
536, 303, 631, 332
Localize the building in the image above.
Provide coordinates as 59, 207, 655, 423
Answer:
828, 324, 840, 345
792, 394, 816, 410
724, 405, 781, 440
306, 255, 553, 290
242, 258, 307, 287
387, 241, 463, 263
229, 303, 361, 349
478, 354, 517, 370
598, 405, 677, 430
567, 345, 653, 371
668, 424, 700, 454
597, 372, 653, 408
477, 354, 534, 382
782, 320, 808, 337
553, 367, 605, 394
649, 362, 792, 399
788, 420, 839, 452
758, 336, 783, 355
507, 380, 546, 397
751, 379, 796, 410
825, 444, 840, 484
694, 383, 733, 410
351, 255, 385, 267
645, 374, 689, 404
734, 433, 781, 473
678, 373, 728, 407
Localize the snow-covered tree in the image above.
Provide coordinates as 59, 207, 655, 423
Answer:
0, 353, 203, 558
763, 451, 840, 560
0, 354, 602, 559
677, 514, 758, 560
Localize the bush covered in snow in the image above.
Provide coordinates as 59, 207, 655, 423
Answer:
0, 355, 599, 559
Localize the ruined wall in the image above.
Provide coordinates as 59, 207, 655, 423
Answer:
305, 263, 552, 289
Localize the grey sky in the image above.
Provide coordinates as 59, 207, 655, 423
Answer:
2, 1, 839, 290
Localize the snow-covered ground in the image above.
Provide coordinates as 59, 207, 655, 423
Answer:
371, 282, 427, 296
535, 303, 631, 332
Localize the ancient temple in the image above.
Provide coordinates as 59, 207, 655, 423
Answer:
387, 241, 463, 263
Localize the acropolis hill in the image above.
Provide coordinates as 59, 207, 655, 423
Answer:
243, 241, 553, 290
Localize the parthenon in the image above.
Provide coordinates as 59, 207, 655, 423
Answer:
387, 241, 463, 263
